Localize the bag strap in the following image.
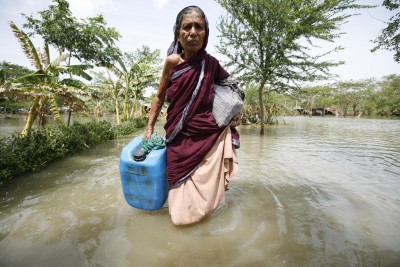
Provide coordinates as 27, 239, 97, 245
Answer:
215, 80, 245, 100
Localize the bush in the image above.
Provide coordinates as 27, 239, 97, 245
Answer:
0, 118, 147, 185
114, 117, 147, 136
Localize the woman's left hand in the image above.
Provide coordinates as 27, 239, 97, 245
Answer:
230, 113, 241, 127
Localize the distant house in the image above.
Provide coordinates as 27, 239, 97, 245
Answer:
294, 107, 336, 116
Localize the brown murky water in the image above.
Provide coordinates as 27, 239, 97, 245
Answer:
1, 117, 399, 267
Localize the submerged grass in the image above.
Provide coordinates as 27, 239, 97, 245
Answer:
0, 117, 147, 185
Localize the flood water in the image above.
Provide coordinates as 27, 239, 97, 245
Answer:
0, 115, 27, 137
0, 116, 399, 267
0, 113, 115, 138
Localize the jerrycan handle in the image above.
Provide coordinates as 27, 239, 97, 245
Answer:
133, 132, 165, 162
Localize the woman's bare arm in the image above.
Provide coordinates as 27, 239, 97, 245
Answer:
144, 54, 182, 138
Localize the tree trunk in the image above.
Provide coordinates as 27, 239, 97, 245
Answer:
50, 95, 62, 123
67, 109, 72, 126
37, 96, 47, 127
68, 52, 71, 66
66, 52, 74, 126
309, 95, 315, 117
123, 89, 129, 121
115, 95, 121, 125
258, 81, 266, 135
130, 93, 138, 119
140, 105, 144, 118
95, 101, 102, 121
21, 97, 40, 137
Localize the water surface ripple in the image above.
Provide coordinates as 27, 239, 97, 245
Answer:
1, 117, 399, 266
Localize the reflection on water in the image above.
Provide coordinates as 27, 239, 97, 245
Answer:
1, 117, 400, 266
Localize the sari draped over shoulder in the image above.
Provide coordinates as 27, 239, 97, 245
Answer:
164, 50, 230, 187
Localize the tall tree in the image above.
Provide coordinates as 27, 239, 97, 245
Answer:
372, 0, 400, 62
216, 0, 370, 134
332, 81, 371, 117
5, 22, 92, 136
295, 85, 336, 116
375, 74, 400, 115
22, 0, 121, 67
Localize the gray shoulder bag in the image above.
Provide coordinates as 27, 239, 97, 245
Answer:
212, 80, 245, 127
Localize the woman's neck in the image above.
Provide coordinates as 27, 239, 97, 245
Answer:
182, 50, 205, 61
182, 51, 197, 61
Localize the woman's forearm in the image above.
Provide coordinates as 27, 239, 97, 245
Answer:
146, 94, 165, 134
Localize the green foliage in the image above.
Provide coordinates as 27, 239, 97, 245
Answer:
107, 46, 162, 122
216, 0, 371, 133
372, 0, 400, 62
259, 75, 398, 118
0, 118, 147, 185
216, 0, 370, 87
88, 70, 120, 117
242, 83, 293, 124
114, 117, 148, 136
264, 92, 293, 124
296, 86, 336, 106
0, 61, 33, 82
0, 69, 4, 85
22, 0, 121, 66
0, 131, 55, 184
289, 75, 399, 117
6, 22, 94, 135
332, 81, 373, 116
374, 74, 400, 115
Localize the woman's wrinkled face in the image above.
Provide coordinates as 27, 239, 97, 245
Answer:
178, 11, 206, 55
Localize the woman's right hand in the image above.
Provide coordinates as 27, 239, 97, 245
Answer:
144, 126, 154, 139
230, 113, 241, 127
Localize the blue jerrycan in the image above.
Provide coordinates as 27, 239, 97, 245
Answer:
119, 136, 168, 210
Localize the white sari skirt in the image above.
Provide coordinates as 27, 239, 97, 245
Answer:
168, 126, 239, 225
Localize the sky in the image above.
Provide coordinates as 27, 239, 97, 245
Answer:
0, 0, 399, 83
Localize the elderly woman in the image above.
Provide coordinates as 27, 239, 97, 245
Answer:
144, 5, 240, 225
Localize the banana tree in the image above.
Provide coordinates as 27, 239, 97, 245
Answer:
109, 57, 134, 121
129, 62, 159, 119
90, 69, 124, 125
109, 48, 161, 121
6, 21, 92, 136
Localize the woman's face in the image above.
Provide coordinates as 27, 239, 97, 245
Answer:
178, 11, 206, 55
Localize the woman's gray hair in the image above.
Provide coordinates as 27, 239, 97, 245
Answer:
167, 6, 209, 56
173, 6, 209, 36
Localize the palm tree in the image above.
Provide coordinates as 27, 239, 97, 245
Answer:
6, 21, 93, 136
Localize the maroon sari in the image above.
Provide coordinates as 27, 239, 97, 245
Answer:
164, 50, 230, 187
